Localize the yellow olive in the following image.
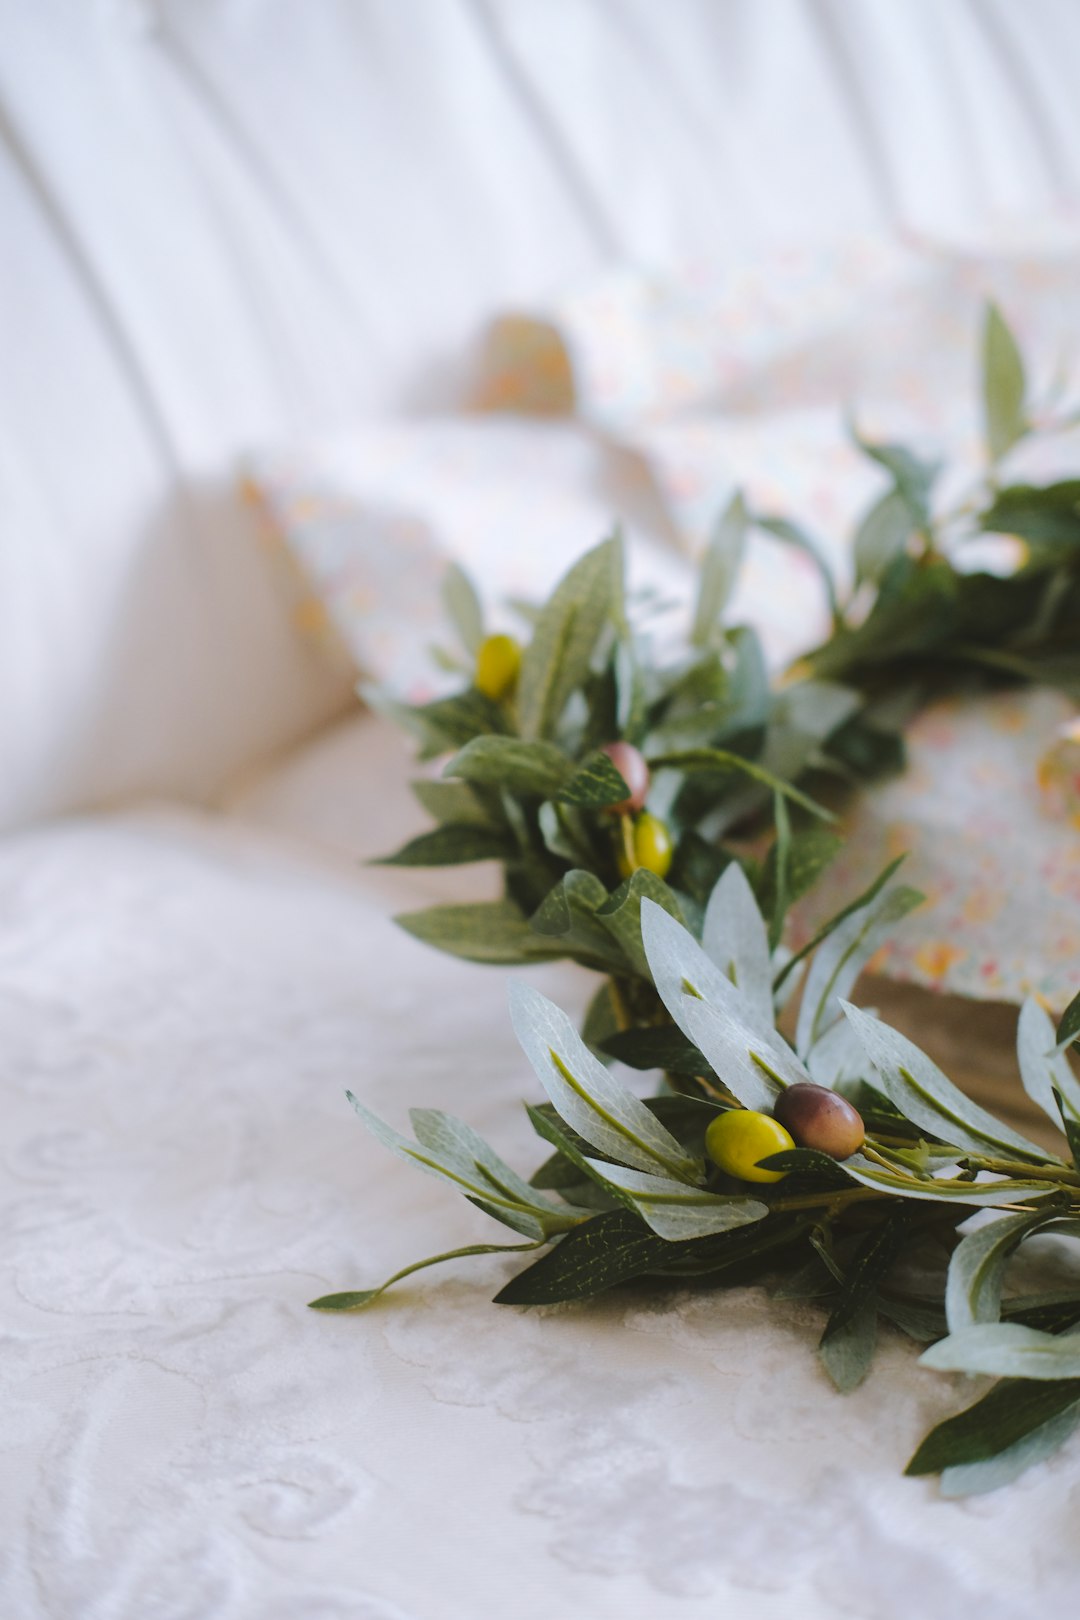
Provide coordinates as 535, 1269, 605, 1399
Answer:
774, 1082, 865, 1161
600, 741, 650, 814
705, 1110, 794, 1183
632, 812, 674, 878
475, 634, 522, 701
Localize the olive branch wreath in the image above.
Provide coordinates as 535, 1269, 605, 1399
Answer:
312, 303, 1080, 1494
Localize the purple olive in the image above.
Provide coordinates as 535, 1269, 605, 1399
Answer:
774, 1083, 865, 1161
601, 741, 650, 814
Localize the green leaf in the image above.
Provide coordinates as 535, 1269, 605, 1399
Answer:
1057, 987, 1080, 1051
692, 491, 748, 647
823, 1206, 912, 1341
396, 900, 569, 965
795, 881, 923, 1055
842, 1002, 1051, 1161
409, 689, 510, 756
557, 750, 631, 808
441, 562, 484, 655
309, 1240, 544, 1312
983, 301, 1027, 463
376, 823, 513, 867
581, 980, 621, 1053
921, 1322, 1080, 1380
600, 1026, 714, 1078
595, 869, 684, 978
839, 1155, 1057, 1207
773, 855, 909, 993
518, 537, 622, 740
854, 488, 914, 585
754, 514, 839, 619
508, 981, 703, 1184
848, 425, 940, 527
444, 734, 571, 797
701, 861, 774, 1030
410, 779, 495, 826
907, 1376, 1080, 1476
584, 1159, 768, 1240
980, 481, 1080, 549
529, 870, 625, 969
646, 746, 834, 822
940, 1401, 1080, 1496
758, 824, 842, 945
819, 1296, 877, 1393
945, 1209, 1052, 1334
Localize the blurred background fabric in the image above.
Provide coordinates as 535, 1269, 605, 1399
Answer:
4, 0, 1080, 829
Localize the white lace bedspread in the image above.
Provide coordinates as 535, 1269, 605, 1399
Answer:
3, 802, 1078, 1619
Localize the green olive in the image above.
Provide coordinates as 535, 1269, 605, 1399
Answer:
705, 1109, 794, 1183
774, 1082, 865, 1161
632, 812, 673, 878
475, 634, 522, 701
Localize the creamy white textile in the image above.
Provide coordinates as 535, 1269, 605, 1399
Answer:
4, 762, 1080, 1619
6, 0, 1080, 826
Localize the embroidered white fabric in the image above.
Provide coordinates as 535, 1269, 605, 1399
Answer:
4, 781, 1080, 1618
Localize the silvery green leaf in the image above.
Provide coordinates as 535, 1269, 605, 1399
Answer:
584, 1160, 767, 1240
841, 1002, 1051, 1161
596, 872, 683, 977
839, 1154, 1057, 1207
1017, 996, 1080, 1125
409, 1108, 569, 1218
641, 897, 773, 1040
681, 996, 812, 1112
921, 1322, 1080, 1380
848, 423, 940, 525
309, 1239, 544, 1312
518, 537, 622, 740
945, 1209, 1052, 1334
983, 301, 1027, 463
940, 1402, 1080, 1496
701, 862, 773, 1030
796, 883, 922, 1056
691, 491, 748, 647
444, 735, 571, 797
347, 1095, 555, 1238
805, 1014, 865, 1088
773, 680, 860, 742
854, 488, 914, 585
441, 561, 484, 655
508, 982, 702, 1184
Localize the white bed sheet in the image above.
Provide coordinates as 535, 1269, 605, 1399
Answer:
4, 736, 1080, 1617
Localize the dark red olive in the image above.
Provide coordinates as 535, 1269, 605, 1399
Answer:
774, 1083, 865, 1161
601, 741, 650, 814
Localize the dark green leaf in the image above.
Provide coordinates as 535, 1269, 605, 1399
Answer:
820, 1296, 878, 1393
600, 1026, 714, 1078
823, 1207, 913, 1341
596, 869, 685, 977
907, 1378, 1080, 1476
758, 823, 842, 939
1057, 988, 1080, 1050
848, 425, 940, 527
773, 855, 908, 991
494, 1209, 668, 1304
410, 779, 496, 826
692, 491, 748, 646
981, 481, 1080, 549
